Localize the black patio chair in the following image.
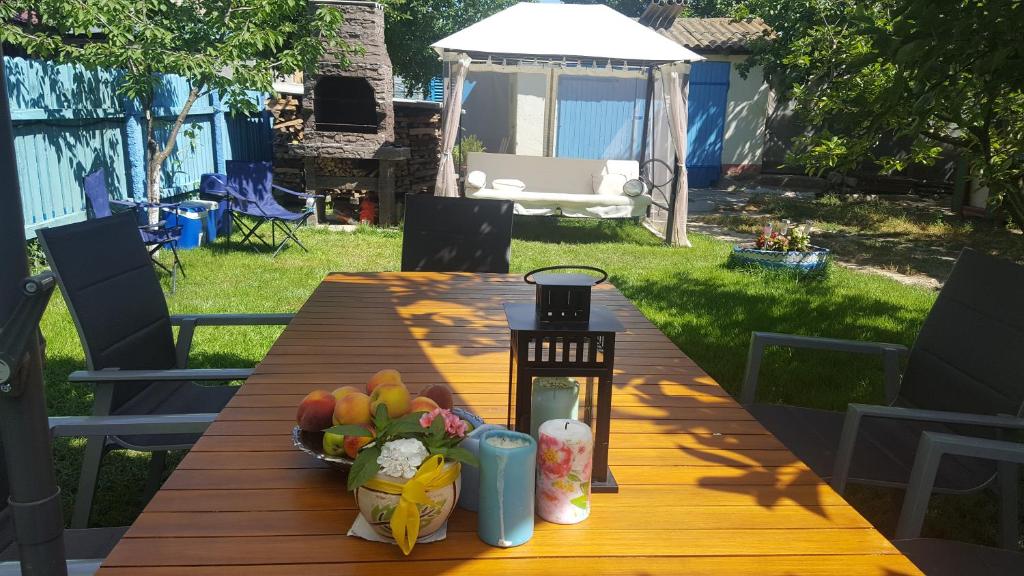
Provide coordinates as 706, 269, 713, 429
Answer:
401, 195, 514, 273
0, 270, 216, 575
741, 248, 1024, 546
892, 432, 1024, 574
0, 414, 215, 576
37, 213, 293, 529
216, 160, 320, 257
83, 168, 186, 292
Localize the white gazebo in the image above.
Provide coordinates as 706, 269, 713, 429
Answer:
431, 2, 702, 246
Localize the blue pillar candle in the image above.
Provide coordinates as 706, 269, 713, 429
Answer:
477, 430, 536, 547
530, 377, 580, 440
456, 423, 504, 511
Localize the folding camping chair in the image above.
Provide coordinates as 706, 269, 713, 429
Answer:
83, 169, 186, 292
217, 160, 319, 256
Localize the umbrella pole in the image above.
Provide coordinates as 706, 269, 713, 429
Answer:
0, 46, 69, 576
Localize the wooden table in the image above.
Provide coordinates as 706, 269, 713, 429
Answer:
98, 273, 922, 575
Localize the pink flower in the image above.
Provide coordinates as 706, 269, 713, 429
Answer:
419, 408, 468, 438
538, 434, 573, 478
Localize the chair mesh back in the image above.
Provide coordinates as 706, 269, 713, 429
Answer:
83, 169, 112, 219
226, 160, 273, 211
900, 249, 1024, 417
401, 195, 514, 273
37, 212, 176, 412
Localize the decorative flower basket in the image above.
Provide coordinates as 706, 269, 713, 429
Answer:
354, 458, 461, 540
731, 244, 830, 272
292, 370, 479, 555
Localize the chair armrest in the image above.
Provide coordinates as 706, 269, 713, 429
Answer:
68, 368, 252, 383
896, 432, 1024, 543
49, 413, 216, 437
272, 184, 322, 199
171, 313, 293, 326
171, 314, 293, 367
831, 403, 1024, 493
740, 331, 908, 405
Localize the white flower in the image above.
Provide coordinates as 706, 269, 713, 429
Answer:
377, 438, 429, 479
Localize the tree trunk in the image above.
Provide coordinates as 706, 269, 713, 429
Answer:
142, 86, 203, 224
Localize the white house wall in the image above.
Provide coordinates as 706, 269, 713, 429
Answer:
514, 73, 547, 156
705, 54, 769, 177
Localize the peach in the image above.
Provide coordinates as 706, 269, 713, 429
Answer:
332, 385, 360, 403
419, 384, 454, 410
344, 434, 373, 459
296, 390, 336, 432
322, 431, 346, 457
333, 391, 372, 426
409, 395, 440, 414
366, 369, 404, 394
369, 383, 411, 418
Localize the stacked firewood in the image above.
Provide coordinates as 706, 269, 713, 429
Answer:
269, 95, 304, 146
393, 102, 441, 195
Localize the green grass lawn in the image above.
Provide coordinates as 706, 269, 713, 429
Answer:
40, 216, 1009, 546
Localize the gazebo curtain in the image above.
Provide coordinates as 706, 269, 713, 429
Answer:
434, 52, 472, 197
658, 62, 692, 247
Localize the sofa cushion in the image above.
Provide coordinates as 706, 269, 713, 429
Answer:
492, 178, 527, 192
466, 170, 487, 189
469, 188, 640, 207
593, 173, 628, 196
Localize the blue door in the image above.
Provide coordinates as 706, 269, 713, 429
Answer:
555, 75, 646, 160
686, 62, 730, 187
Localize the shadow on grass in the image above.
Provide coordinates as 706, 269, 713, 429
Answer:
513, 216, 661, 246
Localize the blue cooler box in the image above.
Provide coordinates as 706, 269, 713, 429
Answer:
166, 200, 219, 249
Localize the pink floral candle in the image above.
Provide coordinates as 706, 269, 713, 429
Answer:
535, 419, 593, 524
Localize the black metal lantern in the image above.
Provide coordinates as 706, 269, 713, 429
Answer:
504, 266, 624, 493
525, 265, 607, 325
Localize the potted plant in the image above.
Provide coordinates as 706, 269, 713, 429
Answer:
327, 404, 478, 555
732, 221, 830, 272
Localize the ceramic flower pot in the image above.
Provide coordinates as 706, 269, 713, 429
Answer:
731, 244, 830, 272
354, 463, 461, 539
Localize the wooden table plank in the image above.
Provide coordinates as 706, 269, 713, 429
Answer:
97, 273, 920, 575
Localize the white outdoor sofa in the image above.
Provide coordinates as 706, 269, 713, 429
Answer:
465, 152, 652, 218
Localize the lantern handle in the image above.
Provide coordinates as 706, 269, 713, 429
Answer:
523, 265, 608, 285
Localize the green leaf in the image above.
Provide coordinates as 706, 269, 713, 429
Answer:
372, 403, 391, 434
570, 494, 588, 510
346, 444, 382, 491
323, 424, 372, 437
428, 412, 446, 437
443, 446, 479, 468
567, 473, 581, 483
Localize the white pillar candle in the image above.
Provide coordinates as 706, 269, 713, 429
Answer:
536, 418, 593, 524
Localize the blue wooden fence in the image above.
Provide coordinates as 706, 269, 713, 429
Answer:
7, 57, 274, 239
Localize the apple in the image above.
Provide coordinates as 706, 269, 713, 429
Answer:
366, 368, 403, 394
333, 391, 372, 426
322, 431, 346, 457
369, 383, 411, 418
296, 390, 336, 432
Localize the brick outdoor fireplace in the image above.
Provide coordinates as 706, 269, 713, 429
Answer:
291, 0, 409, 225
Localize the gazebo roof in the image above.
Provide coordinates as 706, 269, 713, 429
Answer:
432, 3, 702, 64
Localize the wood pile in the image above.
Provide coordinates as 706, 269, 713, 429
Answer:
269, 95, 303, 146
393, 102, 441, 195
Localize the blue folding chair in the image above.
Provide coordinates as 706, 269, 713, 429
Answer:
83, 169, 186, 291
211, 160, 319, 257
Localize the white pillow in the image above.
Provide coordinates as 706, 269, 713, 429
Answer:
466, 170, 487, 189
492, 178, 526, 192
593, 173, 628, 196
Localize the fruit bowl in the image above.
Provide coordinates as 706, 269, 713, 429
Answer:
292, 407, 485, 471
292, 427, 355, 471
